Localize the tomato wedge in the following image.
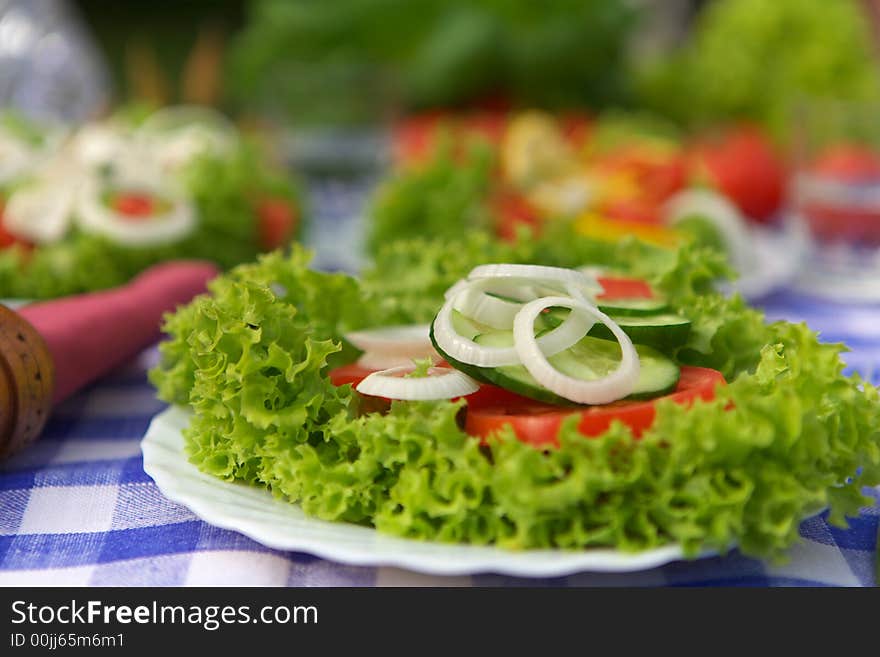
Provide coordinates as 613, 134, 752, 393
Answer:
465, 366, 726, 447
596, 275, 654, 300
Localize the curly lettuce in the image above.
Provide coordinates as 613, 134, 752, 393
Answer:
366, 139, 494, 255
151, 236, 880, 559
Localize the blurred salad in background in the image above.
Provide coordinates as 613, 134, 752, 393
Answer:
0, 105, 302, 299
370, 108, 793, 297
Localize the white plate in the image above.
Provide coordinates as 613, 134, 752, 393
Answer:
142, 406, 708, 577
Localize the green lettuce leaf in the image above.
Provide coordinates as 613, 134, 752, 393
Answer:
366, 139, 494, 255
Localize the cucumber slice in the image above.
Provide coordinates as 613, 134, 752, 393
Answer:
596, 297, 669, 316
588, 313, 690, 351
473, 332, 680, 405
542, 307, 691, 351
449, 309, 492, 340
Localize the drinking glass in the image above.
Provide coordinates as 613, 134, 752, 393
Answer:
789, 97, 880, 301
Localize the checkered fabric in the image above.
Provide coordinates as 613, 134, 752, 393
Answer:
0, 178, 877, 586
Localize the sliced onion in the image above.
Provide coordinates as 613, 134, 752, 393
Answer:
444, 279, 470, 300
452, 278, 537, 329
70, 122, 130, 170
75, 180, 196, 247
467, 263, 601, 300
433, 288, 594, 367
433, 294, 521, 366
513, 297, 639, 404
136, 106, 237, 173
3, 177, 77, 244
0, 132, 37, 183
356, 352, 439, 371
345, 325, 433, 355
356, 365, 479, 400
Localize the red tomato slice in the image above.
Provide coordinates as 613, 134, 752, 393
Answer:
465, 366, 726, 447
328, 363, 379, 387
689, 124, 786, 223
329, 362, 726, 448
257, 198, 298, 251
112, 192, 156, 219
596, 276, 654, 300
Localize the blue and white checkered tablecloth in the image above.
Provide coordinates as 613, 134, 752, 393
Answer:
0, 179, 878, 587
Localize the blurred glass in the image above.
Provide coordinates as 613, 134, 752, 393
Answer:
789, 97, 880, 301
0, 0, 109, 122
265, 62, 397, 175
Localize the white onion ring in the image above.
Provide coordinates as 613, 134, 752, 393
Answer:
513, 296, 639, 404
356, 352, 439, 371
452, 278, 537, 329
345, 325, 433, 356
356, 365, 479, 400
75, 180, 196, 247
433, 286, 594, 367
467, 263, 601, 298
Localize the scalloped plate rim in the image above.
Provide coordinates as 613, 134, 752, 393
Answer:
142, 406, 717, 577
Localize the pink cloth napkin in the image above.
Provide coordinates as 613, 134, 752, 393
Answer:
20, 261, 219, 403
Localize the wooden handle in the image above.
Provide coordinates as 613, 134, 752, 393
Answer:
0, 305, 55, 461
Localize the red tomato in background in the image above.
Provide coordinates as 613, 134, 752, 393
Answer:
0, 222, 26, 250
591, 144, 687, 225
689, 124, 786, 223
599, 197, 664, 225
0, 199, 33, 252
558, 112, 593, 151
392, 112, 446, 165
392, 111, 508, 167
493, 189, 541, 241
112, 192, 156, 219
257, 198, 298, 251
465, 366, 726, 447
599, 147, 687, 205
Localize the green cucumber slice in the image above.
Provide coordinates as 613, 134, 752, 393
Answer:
587, 313, 690, 351
472, 332, 680, 405
597, 298, 670, 316
449, 309, 492, 340
542, 307, 691, 351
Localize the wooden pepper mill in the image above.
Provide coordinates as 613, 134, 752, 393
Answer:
0, 261, 219, 461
